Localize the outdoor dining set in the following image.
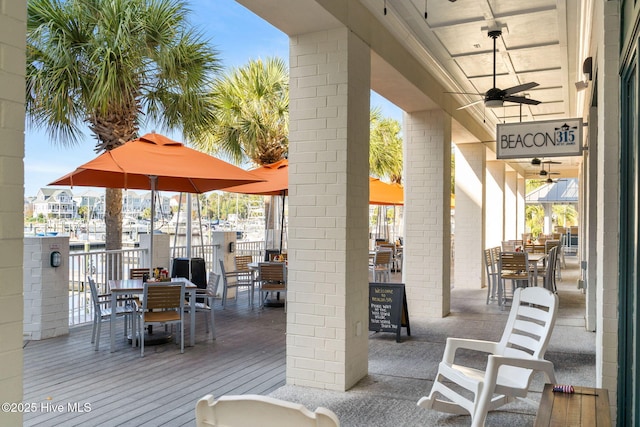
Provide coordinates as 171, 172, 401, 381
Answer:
87, 253, 288, 356
484, 238, 562, 309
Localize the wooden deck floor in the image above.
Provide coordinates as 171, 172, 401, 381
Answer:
23, 259, 590, 426
23, 294, 286, 427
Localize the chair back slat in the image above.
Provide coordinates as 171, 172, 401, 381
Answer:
499, 251, 528, 272
374, 249, 393, 265
235, 255, 253, 272
258, 262, 285, 283
500, 287, 558, 359
129, 268, 150, 280
144, 284, 183, 310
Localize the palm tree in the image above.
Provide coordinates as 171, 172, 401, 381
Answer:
199, 57, 289, 166
199, 58, 403, 182
26, 0, 220, 250
370, 107, 403, 183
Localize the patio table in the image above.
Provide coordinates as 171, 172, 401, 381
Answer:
107, 278, 197, 352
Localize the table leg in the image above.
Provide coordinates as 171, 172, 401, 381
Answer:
189, 288, 195, 346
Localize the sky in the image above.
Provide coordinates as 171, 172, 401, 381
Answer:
24, 0, 401, 197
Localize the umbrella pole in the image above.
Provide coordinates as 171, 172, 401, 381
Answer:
149, 176, 157, 269
280, 191, 285, 253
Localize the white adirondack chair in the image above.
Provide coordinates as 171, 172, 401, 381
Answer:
195, 394, 340, 427
417, 286, 559, 427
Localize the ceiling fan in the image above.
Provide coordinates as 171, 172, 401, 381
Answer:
530, 157, 561, 166
533, 177, 567, 184
456, 29, 542, 110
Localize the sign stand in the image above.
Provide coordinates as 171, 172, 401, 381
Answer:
368, 283, 411, 342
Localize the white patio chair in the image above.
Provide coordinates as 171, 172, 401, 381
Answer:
219, 259, 255, 308
417, 286, 559, 427
195, 394, 340, 427
87, 276, 137, 351
184, 272, 219, 338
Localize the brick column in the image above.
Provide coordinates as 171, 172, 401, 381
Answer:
485, 161, 505, 248
454, 143, 485, 289
287, 27, 370, 390
23, 236, 70, 340
504, 171, 518, 240
403, 110, 451, 317
0, 2, 26, 424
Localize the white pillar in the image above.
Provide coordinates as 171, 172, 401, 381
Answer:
403, 110, 451, 317
595, 0, 620, 406
485, 160, 505, 248
585, 107, 598, 331
504, 171, 518, 240
454, 143, 485, 289
0, 3, 26, 424
516, 175, 526, 239
288, 27, 370, 391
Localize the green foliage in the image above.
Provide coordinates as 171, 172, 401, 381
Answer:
77, 205, 88, 220
27, 0, 220, 250
370, 107, 403, 183
198, 57, 288, 166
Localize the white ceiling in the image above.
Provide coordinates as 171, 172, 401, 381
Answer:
237, 0, 585, 178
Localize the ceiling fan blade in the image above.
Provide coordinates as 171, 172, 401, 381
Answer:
444, 91, 483, 95
456, 99, 484, 110
541, 160, 562, 164
503, 95, 541, 105
504, 82, 539, 95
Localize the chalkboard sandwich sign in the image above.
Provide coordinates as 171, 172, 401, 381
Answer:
369, 282, 411, 342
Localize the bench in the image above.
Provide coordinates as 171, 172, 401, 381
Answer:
534, 383, 611, 427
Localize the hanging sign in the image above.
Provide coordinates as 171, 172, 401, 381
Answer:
496, 118, 583, 159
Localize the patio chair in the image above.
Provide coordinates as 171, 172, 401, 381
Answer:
483, 248, 498, 304
257, 262, 287, 310
219, 259, 255, 308
370, 249, 393, 282
497, 251, 531, 309
195, 394, 340, 427
129, 268, 150, 280
539, 246, 558, 293
185, 272, 219, 338
138, 282, 186, 357
417, 286, 559, 427
87, 276, 137, 351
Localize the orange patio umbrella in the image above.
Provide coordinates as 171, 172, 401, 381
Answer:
368, 177, 404, 206
220, 159, 289, 253
220, 159, 404, 205
50, 132, 263, 266
50, 132, 262, 193
220, 159, 288, 196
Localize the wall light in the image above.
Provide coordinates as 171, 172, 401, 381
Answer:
50, 251, 62, 268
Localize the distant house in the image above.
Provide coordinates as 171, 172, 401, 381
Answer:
32, 188, 76, 219
74, 189, 105, 219
123, 190, 143, 218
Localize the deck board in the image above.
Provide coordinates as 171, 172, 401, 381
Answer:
23, 293, 286, 427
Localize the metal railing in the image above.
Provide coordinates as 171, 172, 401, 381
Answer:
67, 241, 266, 326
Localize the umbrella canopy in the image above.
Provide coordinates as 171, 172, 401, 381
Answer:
218, 159, 404, 205
220, 159, 288, 196
50, 132, 263, 268
369, 177, 404, 206
50, 132, 262, 193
